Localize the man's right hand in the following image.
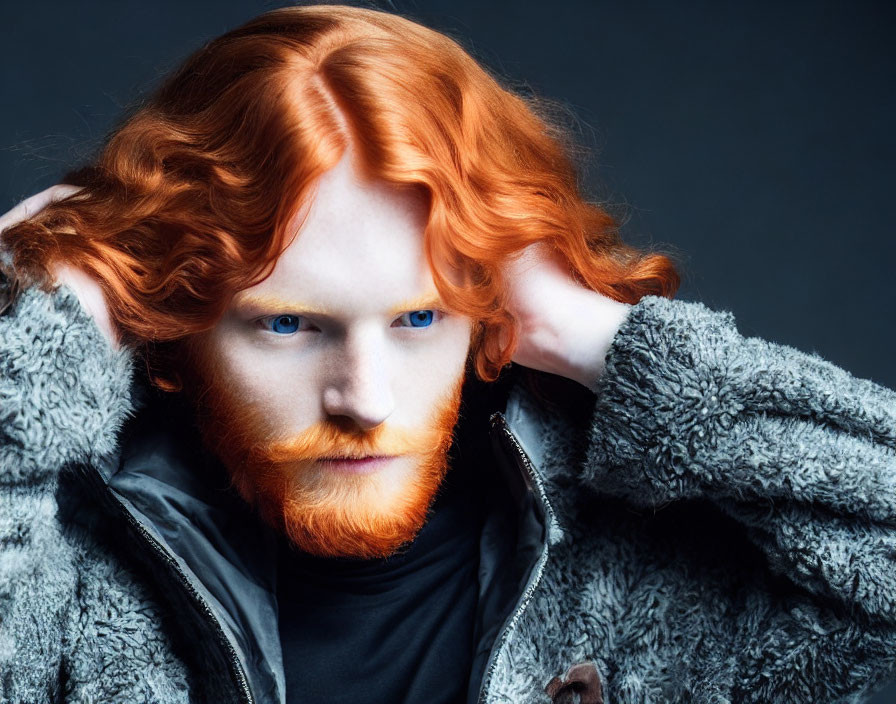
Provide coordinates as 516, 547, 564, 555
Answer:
0, 185, 119, 349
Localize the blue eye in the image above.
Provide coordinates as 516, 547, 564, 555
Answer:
265, 314, 305, 334
399, 310, 436, 328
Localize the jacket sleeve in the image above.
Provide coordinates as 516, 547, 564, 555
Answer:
584, 294, 896, 626
0, 266, 136, 699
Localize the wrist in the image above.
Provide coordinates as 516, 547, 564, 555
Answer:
553, 289, 631, 392
49, 262, 120, 349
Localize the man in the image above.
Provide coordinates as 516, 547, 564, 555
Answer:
1, 5, 895, 703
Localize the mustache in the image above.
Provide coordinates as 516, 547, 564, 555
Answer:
252, 420, 448, 466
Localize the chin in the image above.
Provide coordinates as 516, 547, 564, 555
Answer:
266, 451, 449, 559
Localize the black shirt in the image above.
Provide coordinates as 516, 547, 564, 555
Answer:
276, 447, 487, 704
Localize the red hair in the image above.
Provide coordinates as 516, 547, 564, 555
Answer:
1, 4, 679, 388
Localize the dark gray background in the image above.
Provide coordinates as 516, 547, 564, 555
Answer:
1, 0, 894, 390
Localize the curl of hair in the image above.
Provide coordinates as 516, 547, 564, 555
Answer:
0, 4, 680, 390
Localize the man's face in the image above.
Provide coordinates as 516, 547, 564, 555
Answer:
186, 151, 474, 560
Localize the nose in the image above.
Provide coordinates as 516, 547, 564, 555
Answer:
321, 329, 395, 431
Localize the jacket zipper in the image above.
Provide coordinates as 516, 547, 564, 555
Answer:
83, 461, 255, 704
477, 412, 558, 704
81, 410, 550, 704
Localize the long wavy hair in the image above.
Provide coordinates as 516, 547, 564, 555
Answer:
1, 3, 680, 390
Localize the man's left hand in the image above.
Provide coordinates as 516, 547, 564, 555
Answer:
503, 243, 631, 392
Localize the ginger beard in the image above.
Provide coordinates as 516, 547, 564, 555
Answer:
182, 337, 468, 560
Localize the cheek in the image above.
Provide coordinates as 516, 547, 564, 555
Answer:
391, 319, 472, 411
205, 335, 322, 425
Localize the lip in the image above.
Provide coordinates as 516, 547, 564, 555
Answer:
316, 455, 397, 475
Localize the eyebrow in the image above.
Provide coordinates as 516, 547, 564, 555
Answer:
231, 291, 446, 318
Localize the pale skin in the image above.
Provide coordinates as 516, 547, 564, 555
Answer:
0, 161, 632, 407
206, 150, 473, 497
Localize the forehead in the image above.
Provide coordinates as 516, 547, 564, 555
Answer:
235, 152, 436, 315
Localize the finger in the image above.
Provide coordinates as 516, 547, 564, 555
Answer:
0, 184, 83, 235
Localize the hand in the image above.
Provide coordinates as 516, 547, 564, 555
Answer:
503, 243, 631, 391
0, 185, 119, 349
0, 184, 82, 234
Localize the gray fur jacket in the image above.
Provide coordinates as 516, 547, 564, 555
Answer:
1, 270, 896, 704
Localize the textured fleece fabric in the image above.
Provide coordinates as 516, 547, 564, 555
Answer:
1, 274, 895, 703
